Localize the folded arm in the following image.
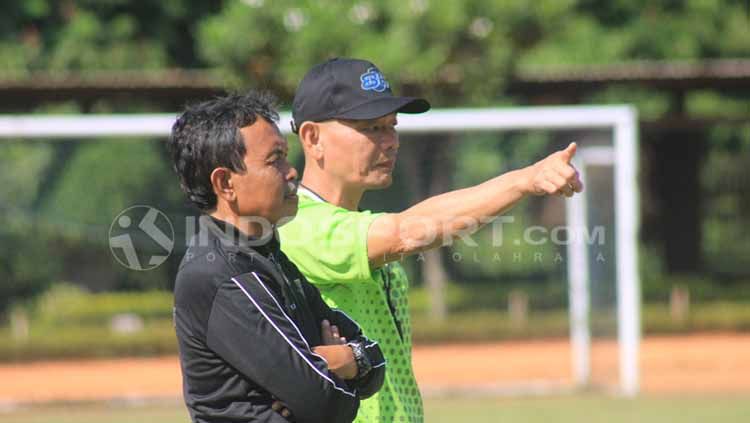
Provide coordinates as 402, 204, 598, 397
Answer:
305, 282, 386, 399
206, 273, 360, 423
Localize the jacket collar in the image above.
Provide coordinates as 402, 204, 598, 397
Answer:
299, 184, 366, 212
200, 215, 280, 257
298, 184, 327, 203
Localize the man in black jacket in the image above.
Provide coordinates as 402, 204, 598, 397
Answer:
168, 91, 386, 423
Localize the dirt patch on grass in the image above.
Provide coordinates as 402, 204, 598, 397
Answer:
2, 333, 748, 403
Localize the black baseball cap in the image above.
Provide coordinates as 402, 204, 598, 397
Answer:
291, 57, 430, 133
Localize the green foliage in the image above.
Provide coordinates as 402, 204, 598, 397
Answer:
688, 91, 750, 119
2, 286, 750, 360
0, 142, 60, 316
194, 0, 750, 106
34, 283, 173, 326
5, 299, 750, 360
700, 131, 750, 276
411, 309, 570, 343
0, 0, 219, 71
0, 142, 55, 209
0, 0, 220, 304
5, 139, 186, 293
0, 226, 61, 318
48, 10, 167, 70
409, 280, 569, 313
197, 0, 524, 102
585, 87, 670, 120
520, 0, 750, 66
0, 320, 177, 362
452, 131, 552, 188
414, 276, 750, 317
448, 222, 563, 280
644, 301, 750, 333
411, 301, 750, 344
42, 140, 181, 227
0, 285, 176, 361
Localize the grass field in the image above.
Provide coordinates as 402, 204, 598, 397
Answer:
1, 395, 748, 423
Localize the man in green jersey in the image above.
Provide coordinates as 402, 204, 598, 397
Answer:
279, 58, 583, 423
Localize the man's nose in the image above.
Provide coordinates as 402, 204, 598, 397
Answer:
286, 165, 299, 182
382, 132, 399, 151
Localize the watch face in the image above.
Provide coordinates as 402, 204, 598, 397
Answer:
350, 341, 372, 379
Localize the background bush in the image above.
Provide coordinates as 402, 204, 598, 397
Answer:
2, 284, 749, 362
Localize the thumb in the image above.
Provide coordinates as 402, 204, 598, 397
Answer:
560, 142, 577, 163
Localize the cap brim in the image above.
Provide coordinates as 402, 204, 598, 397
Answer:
335, 96, 431, 120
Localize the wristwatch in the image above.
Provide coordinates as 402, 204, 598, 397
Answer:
347, 340, 372, 380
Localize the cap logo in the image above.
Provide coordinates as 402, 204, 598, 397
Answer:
360, 67, 390, 92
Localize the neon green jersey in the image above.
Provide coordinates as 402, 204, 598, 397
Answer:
279, 188, 423, 423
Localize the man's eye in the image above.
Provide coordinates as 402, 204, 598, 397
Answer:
361, 123, 396, 133
269, 152, 287, 163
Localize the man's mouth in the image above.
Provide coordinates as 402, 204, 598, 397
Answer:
376, 160, 395, 169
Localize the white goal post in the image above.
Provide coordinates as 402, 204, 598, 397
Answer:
0, 105, 640, 396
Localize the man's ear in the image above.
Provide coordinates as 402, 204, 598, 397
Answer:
299, 121, 324, 160
210, 167, 235, 203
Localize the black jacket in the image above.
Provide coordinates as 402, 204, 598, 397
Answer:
174, 216, 386, 423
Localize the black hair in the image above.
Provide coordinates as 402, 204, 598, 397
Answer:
168, 91, 279, 211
